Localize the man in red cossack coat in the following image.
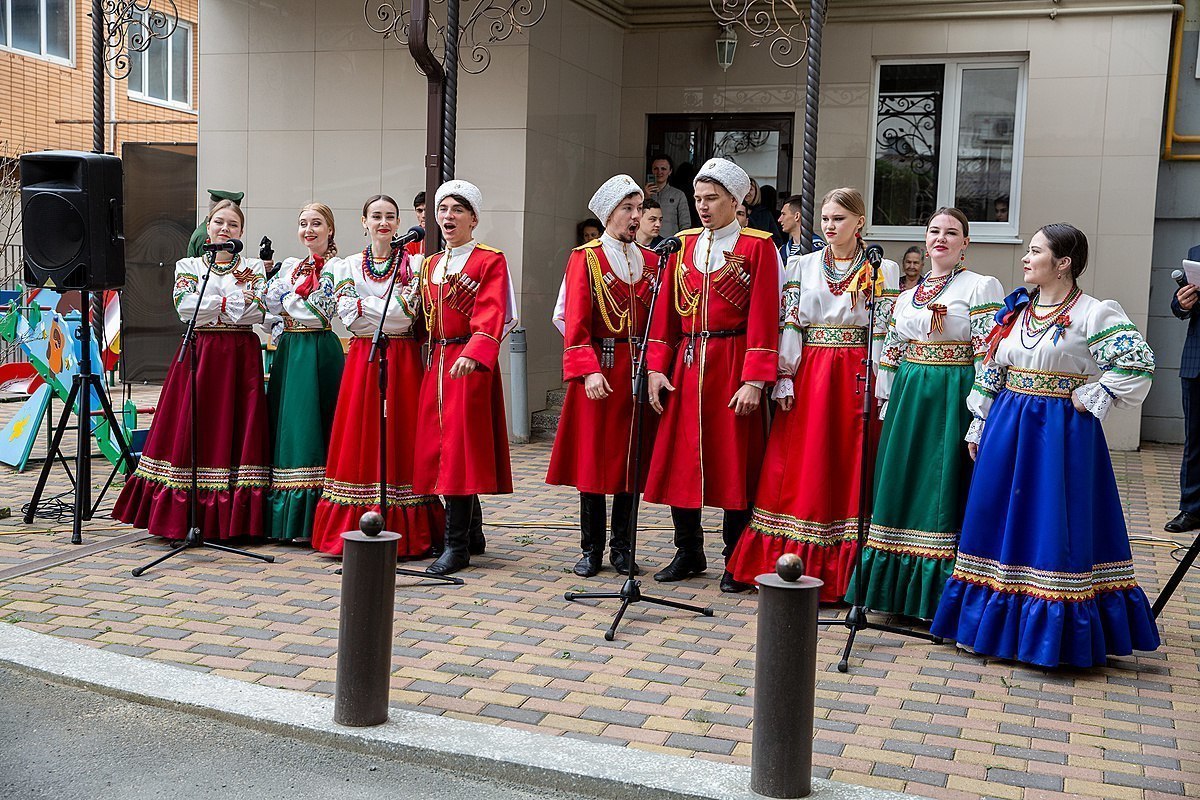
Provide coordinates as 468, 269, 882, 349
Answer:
414, 179, 518, 576
644, 158, 783, 592
548, 174, 661, 577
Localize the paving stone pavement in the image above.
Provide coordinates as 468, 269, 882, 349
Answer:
0, 385, 1197, 800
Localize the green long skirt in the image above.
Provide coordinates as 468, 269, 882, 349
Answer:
267, 329, 345, 541
846, 360, 975, 618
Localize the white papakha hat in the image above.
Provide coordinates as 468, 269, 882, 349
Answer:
434, 180, 483, 216
588, 174, 643, 225
694, 157, 750, 204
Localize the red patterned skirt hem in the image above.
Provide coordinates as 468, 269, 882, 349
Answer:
310, 497, 445, 557
112, 479, 266, 540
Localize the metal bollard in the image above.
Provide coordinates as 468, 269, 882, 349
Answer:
751, 554, 823, 798
334, 511, 399, 727
509, 326, 530, 443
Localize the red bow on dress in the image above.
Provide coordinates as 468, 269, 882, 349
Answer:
294, 254, 324, 298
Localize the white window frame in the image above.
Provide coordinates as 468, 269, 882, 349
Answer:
0, 0, 74, 66
126, 16, 193, 112
866, 55, 1028, 244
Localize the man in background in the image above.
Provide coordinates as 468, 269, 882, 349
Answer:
1169, 243, 1200, 534
636, 198, 664, 249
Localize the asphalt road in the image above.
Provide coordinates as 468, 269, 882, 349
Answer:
0, 667, 590, 800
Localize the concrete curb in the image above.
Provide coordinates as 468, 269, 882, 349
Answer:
0, 624, 908, 800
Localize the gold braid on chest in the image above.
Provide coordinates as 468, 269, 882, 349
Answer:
586, 247, 629, 332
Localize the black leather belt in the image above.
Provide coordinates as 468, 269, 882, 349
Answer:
681, 328, 745, 339
432, 336, 471, 345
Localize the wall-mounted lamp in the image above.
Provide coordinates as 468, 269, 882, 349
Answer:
716, 25, 738, 72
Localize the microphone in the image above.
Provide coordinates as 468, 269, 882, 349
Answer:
864, 244, 885, 267
202, 238, 243, 254
652, 236, 682, 257
1172, 269, 1190, 289
390, 226, 425, 250
259, 236, 274, 262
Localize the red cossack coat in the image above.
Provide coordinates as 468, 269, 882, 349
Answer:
413, 244, 513, 496
546, 241, 660, 495
643, 227, 781, 510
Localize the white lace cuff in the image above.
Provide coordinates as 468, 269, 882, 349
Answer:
1074, 383, 1114, 421
772, 377, 794, 400
965, 416, 985, 445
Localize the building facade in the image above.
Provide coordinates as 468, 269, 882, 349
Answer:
198, 0, 1178, 449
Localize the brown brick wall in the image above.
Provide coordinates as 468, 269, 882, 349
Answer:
0, 0, 199, 158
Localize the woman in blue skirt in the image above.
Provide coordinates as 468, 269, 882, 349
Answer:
931, 223, 1160, 668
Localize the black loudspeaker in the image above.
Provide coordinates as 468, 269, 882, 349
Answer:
20, 150, 125, 290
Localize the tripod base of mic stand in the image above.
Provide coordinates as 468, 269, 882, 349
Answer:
331, 566, 464, 585
566, 577, 714, 642
132, 526, 276, 577
818, 605, 943, 673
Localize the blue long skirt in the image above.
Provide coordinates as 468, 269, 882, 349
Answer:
930, 389, 1160, 668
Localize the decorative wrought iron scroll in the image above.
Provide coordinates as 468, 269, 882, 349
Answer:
102, 0, 179, 80
876, 91, 940, 180
365, 0, 546, 74
708, 0, 809, 69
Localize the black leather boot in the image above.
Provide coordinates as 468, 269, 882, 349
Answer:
654, 507, 707, 582
719, 508, 754, 592
574, 493, 605, 577
608, 492, 640, 576
428, 496, 472, 575
468, 495, 486, 555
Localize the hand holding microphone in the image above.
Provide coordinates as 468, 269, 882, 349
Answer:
1173, 269, 1198, 311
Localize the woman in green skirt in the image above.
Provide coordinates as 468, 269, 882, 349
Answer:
262, 203, 346, 541
846, 207, 1003, 618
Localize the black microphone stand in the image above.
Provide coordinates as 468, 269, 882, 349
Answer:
365, 232, 461, 586
815, 248, 941, 671
134, 245, 275, 576
566, 238, 713, 640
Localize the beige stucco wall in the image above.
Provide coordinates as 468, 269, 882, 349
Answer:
618, 9, 1173, 449
196, 1, 1174, 449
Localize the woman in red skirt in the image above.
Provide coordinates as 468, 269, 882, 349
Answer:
113, 199, 269, 539
414, 180, 516, 576
727, 188, 898, 600
309, 194, 445, 556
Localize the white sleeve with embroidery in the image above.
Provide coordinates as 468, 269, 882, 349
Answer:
172, 259, 222, 326
1072, 299, 1155, 421
871, 260, 900, 370
773, 261, 803, 400
875, 310, 906, 404
226, 260, 266, 325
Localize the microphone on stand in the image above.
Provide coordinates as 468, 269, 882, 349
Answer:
652, 236, 682, 257
864, 244, 885, 268
201, 238, 244, 254
391, 226, 425, 250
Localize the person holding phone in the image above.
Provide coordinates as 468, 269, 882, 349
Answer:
644, 153, 689, 238
1168, 245, 1200, 534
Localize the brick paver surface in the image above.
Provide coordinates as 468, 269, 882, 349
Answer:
0, 385, 1197, 799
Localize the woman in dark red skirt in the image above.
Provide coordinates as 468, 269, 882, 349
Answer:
309, 194, 445, 557
113, 200, 269, 539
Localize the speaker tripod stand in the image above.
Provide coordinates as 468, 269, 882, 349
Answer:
24, 289, 135, 546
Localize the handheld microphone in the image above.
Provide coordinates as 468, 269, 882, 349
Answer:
864, 244, 885, 267
202, 238, 244, 255
259, 236, 274, 262
391, 226, 425, 250
652, 236, 682, 257
1173, 269, 1190, 290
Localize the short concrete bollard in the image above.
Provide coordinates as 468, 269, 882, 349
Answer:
751, 554, 823, 799
334, 511, 399, 727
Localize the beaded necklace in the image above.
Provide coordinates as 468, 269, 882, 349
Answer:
1020, 285, 1081, 348
911, 267, 961, 309
205, 250, 241, 275
821, 243, 865, 295
361, 243, 397, 282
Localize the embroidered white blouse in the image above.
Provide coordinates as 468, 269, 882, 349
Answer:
263, 256, 340, 330
173, 255, 267, 328
328, 250, 422, 337
876, 270, 1005, 405
965, 292, 1155, 443
774, 250, 899, 399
